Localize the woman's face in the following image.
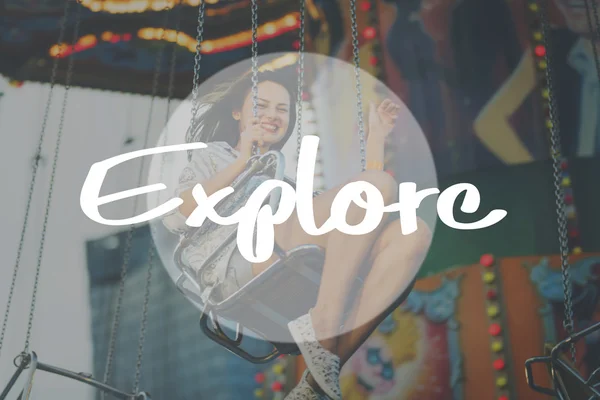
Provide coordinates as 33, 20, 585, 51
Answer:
236, 80, 292, 147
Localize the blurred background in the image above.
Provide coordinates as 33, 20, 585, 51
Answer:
0, 0, 599, 399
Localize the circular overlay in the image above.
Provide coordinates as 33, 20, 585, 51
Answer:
146, 52, 437, 344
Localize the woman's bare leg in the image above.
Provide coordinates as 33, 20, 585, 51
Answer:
336, 218, 431, 366
254, 170, 399, 352
308, 172, 398, 351
301, 217, 431, 392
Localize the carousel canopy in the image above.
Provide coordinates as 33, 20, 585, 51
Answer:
0, 0, 327, 98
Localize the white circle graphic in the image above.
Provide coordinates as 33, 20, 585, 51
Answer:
146, 52, 438, 345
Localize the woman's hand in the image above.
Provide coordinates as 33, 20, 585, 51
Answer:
239, 117, 265, 160
368, 99, 400, 140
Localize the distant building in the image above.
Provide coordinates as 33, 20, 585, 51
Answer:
86, 224, 272, 399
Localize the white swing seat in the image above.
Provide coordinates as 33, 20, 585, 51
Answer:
198, 249, 414, 363
200, 243, 327, 363
525, 321, 600, 400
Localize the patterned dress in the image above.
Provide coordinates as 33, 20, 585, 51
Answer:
162, 141, 258, 303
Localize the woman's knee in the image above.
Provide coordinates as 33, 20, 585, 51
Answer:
380, 217, 432, 259
355, 170, 398, 204
404, 218, 432, 260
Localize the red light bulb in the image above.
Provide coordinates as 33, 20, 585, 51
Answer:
534, 45, 546, 57
565, 194, 573, 204
489, 323, 502, 336
363, 27, 376, 40
493, 359, 506, 371
254, 372, 265, 384
480, 254, 495, 267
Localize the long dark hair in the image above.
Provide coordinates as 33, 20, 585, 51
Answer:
186, 67, 298, 151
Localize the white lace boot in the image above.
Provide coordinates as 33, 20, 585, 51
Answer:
284, 370, 329, 400
288, 313, 342, 400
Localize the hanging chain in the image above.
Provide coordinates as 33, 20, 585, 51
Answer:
251, 0, 259, 150
185, 0, 207, 146
539, 0, 576, 362
159, 0, 183, 176
131, 5, 175, 391
102, 216, 135, 394
101, 6, 173, 397
296, 0, 306, 162
164, 3, 183, 137
349, 0, 366, 171
0, 0, 73, 361
21, 0, 82, 355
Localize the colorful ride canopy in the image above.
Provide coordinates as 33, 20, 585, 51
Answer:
0, 0, 327, 98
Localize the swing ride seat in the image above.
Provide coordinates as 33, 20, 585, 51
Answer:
525, 321, 600, 400
200, 243, 327, 363
198, 260, 415, 364
171, 150, 416, 363
0, 352, 150, 400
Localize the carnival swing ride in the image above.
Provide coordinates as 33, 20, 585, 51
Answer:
1, 0, 600, 398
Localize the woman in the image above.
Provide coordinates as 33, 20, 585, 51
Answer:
163, 67, 431, 400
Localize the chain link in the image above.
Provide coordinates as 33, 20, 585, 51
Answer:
0, 0, 73, 361
165, 3, 183, 135
160, 1, 183, 168
131, 5, 176, 391
101, 6, 173, 396
349, 0, 366, 171
21, 0, 82, 355
185, 0, 207, 149
250, 0, 260, 157
101, 231, 135, 397
296, 0, 306, 163
539, 0, 576, 363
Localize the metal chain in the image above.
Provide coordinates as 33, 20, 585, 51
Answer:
164, 3, 183, 138
101, 219, 135, 395
22, 0, 82, 354
186, 0, 207, 145
296, 0, 306, 163
101, 6, 173, 396
349, 0, 366, 171
539, 0, 576, 362
584, 0, 600, 82
131, 4, 176, 392
251, 0, 259, 126
0, 0, 73, 360
159, 1, 183, 174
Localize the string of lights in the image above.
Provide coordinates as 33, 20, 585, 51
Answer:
527, 1, 583, 256
48, 13, 300, 58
